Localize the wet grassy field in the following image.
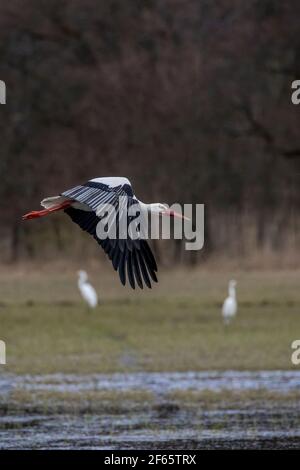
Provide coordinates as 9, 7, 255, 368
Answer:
0, 267, 299, 374
0, 266, 299, 448
1, 297, 300, 374
1, 375, 300, 449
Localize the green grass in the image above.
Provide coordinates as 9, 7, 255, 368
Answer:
0, 267, 299, 374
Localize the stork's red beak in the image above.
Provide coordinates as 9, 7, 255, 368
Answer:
162, 209, 190, 221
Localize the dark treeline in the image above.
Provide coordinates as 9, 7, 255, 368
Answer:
0, 0, 299, 264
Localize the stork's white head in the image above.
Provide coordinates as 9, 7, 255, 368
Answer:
229, 279, 237, 288
78, 270, 88, 282
148, 203, 189, 220
148, 203, 169, 214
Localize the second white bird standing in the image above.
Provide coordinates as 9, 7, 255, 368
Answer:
222, 280, 237, 324
78, 270, 98, 309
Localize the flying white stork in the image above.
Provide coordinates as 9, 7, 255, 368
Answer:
78, 270, 98, 308
22, 177, 186, 289
222, 280, 237, 324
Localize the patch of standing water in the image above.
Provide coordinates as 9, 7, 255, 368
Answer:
1, 371, 300, 449
1, 407, 300, 449
1, 370, 300, 394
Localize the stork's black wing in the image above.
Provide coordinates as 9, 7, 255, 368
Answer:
62, 181, 157, 289
61, 180, 134, 211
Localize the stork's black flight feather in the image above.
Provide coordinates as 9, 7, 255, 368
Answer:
62, 179, 157, 289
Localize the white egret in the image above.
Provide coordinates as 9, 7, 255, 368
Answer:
222, 280, 237, 324
77, 270, 98, 309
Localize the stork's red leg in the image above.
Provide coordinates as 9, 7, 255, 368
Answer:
22, 200, 72, 220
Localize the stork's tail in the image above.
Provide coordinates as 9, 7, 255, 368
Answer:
22, 200, 72, 220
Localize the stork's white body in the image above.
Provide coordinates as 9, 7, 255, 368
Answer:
222, 280, 237, 324
78, 271, 98, 308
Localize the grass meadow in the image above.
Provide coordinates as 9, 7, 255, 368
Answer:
0, 265, 299, 375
